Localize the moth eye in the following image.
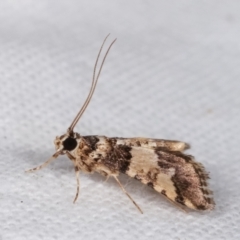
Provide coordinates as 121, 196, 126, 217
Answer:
63, 137, 77, 151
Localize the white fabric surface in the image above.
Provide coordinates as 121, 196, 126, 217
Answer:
0, 1, 240, 239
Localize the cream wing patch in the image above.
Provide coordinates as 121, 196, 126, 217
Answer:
126, 147, 178, 201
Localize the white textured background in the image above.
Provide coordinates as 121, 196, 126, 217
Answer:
0, 1, 240, 239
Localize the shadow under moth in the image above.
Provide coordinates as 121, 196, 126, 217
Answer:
27, 35, 215, 213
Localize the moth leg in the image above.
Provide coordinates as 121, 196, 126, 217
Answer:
113, 176, 143, 214
104, 175, 110, 182
26, 152, 60, 172
73, 166, 80, 203
98, 170, 110, 182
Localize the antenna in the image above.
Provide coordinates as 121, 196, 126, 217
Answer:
68, 35, 117, 133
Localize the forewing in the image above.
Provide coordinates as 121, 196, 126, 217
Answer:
115, 137, 190, 152
124, 146, 214, 210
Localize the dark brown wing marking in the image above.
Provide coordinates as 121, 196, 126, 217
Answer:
155, 149, 215, 210
101, 138, 132, 173
83, 136, 100, 150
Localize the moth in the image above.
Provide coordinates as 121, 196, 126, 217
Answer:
27, 35, 215, 213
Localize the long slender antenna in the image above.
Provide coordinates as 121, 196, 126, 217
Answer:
69, 34, 109, 131
68, 35, 117, 133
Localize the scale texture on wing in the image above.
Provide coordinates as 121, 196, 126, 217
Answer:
81, 136, 214, 210
117, 145, 214, 210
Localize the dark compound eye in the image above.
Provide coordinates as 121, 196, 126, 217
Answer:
63, 137, 77, 151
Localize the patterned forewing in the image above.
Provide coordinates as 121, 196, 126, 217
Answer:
121, 146, 214, 210
82, 136, 214, 210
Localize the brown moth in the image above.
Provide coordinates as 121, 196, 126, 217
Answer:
27, 35, 215, 213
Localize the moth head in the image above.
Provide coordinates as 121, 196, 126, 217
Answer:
54, 132, 80, 153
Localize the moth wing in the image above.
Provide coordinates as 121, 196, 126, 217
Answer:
115, 137, 190, 152
124, 146, 214, 210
